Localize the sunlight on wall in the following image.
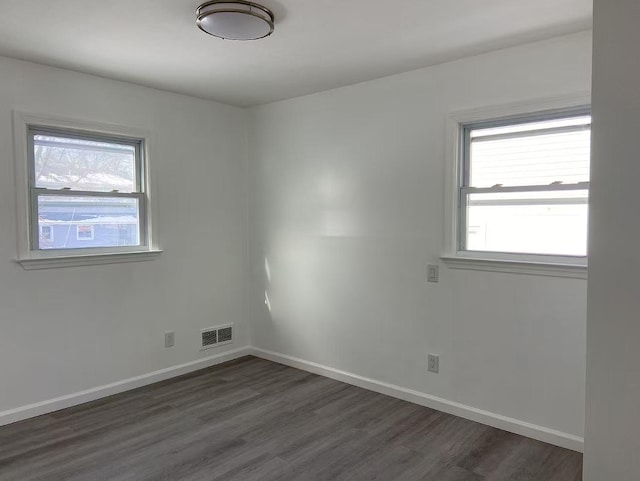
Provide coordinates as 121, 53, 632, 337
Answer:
265, 256, 271, 284
264, 290, 272, 312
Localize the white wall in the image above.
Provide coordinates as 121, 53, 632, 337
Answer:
0, 57, 249, 414
248, 32, 592, 442
0, 29, 595, 451
584, 1, 640, 479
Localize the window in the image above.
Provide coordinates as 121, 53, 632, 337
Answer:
29, 127, 146, 251
445, 103, 591, 275
14, 113, 161, 269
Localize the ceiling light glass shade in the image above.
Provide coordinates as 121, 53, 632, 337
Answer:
196, 1, 274, 41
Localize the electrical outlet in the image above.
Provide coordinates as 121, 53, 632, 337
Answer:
427, 264, 439, 283
164, 331, 175, 348
428, 354, 439, 373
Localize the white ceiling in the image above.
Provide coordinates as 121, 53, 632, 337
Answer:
0, 0, 592, 106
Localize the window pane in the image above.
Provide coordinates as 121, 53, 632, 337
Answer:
33, 134, 137, 192
469, 117, 591, 187
36, 195, 140, 250
465, 190, 588, 257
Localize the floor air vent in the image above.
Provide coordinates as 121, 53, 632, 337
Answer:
200, 324, 233, 350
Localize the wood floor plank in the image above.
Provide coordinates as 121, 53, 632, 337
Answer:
0, 356, 583, 480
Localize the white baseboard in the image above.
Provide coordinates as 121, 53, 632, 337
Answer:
0, 345, 584, 453
0, 346, 251, 427
248, 347, 584, 453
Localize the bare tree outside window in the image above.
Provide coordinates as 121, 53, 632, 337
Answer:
34, 135, 136, 192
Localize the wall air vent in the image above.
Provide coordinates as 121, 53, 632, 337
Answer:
201, 328, 218, 348
200, 324, 233, 350
217, 326, 232, 343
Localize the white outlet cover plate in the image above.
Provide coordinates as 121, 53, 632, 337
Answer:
164, 331, 175, 348
428, 354, 439, 373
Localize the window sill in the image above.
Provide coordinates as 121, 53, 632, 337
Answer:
17, 250, 163, 270
440, 256, 587, 279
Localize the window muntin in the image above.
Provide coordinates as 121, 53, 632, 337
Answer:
27, 127, 146, 252
460, 110, 591, 258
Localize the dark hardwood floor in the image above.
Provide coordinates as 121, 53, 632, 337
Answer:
0, 356, 582, 480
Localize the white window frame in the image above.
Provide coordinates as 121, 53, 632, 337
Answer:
14, 112, 162, 269
441, 94, 590, 279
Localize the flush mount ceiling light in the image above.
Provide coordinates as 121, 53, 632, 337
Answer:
196, 0, 274, 41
